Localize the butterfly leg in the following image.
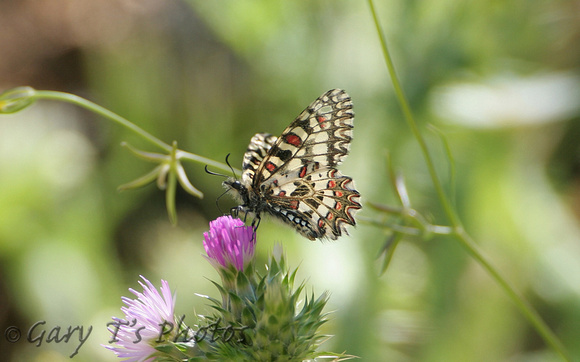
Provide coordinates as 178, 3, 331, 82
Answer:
251, 214, 261, 233
230, 206, 252, 225
230, 206, 240, 219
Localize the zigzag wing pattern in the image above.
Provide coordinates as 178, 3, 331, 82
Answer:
264, 166, 361, 240
253, 89, 354, 186
226, 89, 361, 240
241, 133, 278, 185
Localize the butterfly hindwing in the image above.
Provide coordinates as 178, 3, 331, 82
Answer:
264, 166, 360, 240
241, 133, 277, 185
226, 89, 361, 240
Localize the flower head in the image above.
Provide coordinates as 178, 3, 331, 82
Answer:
203, 215, 256, 271
105, 276, 176, 361
196, 244, 347, 361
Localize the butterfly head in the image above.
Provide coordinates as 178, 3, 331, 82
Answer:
223, 177, 261, 224
223, 177, 250, 205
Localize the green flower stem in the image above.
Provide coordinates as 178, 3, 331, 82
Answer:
27, 90, 241, 175
32, 90, 171, 152
166, 141, 178, 225
367, 1, 460, 228
454, 228, 570, 361
178, 150, 241, 176
367, 1, 570, 360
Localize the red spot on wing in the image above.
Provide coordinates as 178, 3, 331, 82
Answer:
299, 166, 307, 178
289, 200, 299, 209
326, 212, 334, 220
328, 180, 336, 188
266, 162, 276, 172
285, 134, 302, 147
334, 190, 343, 197
318, 218, 325, 228
278, 191, 286, 197
335, 202, 342, 210
317, 116, 325, 123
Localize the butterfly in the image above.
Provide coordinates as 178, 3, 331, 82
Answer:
224, 89, 361, 240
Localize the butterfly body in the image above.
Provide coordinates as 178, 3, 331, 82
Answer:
224, 89, 361, 240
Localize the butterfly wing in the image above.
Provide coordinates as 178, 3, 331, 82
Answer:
264, 166, 360, 240
241, 133, 278, 186
253, 89, 361, 240
253, 89, 355, 185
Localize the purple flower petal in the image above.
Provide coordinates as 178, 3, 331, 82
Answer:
104, 276, 176, 361
203, 216, 256, 271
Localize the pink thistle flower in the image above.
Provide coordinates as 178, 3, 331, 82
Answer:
203, 216, 256, 271
105, 276, 176, 361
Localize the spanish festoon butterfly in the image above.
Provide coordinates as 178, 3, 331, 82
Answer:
224, 89, 361, 240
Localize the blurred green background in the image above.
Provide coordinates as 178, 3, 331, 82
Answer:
1, 0, 580, 361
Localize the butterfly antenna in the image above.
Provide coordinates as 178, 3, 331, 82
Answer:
204, 165, 229, 178
225, 153, 238, 180
205, 156, 235, 214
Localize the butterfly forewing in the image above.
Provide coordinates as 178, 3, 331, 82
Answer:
253, 89, 354, 185
227, 89, 361, 240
